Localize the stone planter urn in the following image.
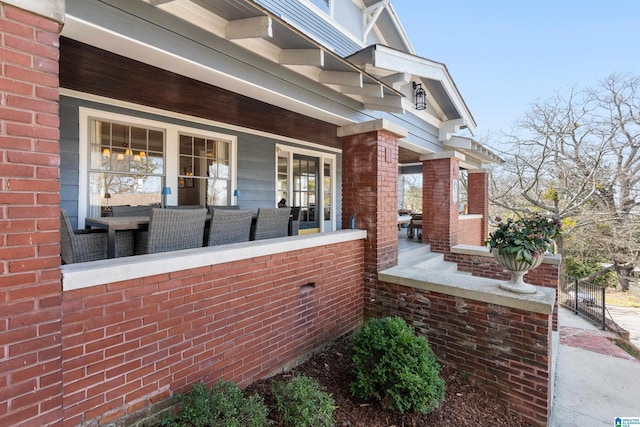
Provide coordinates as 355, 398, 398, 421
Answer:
492, 249, 544, 294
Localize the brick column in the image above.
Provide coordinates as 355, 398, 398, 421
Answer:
339, 119, 406, 315
0, 3, 64, 426
467, 170, 489, 243
422, 155, 461, 253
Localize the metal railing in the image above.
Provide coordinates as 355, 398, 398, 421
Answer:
559, 275, 606, 330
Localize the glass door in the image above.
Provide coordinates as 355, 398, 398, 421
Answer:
293, 155, 319, 230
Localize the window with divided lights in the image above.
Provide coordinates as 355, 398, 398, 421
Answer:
179, 134, 231, 206
89, 119, 164, 218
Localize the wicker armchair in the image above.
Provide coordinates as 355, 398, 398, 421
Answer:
60, 209, 107, 263
135, 208, 207, 254
251, 207, 291, 241
206, 209, 254, 246
111, 205, 153, 217
60, 210, 134, 263
207, 205, 239, 213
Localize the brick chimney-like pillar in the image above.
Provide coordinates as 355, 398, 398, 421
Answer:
0, 3, 64, 426
339, 119, 406, 312
422, 155, 461, 254
467, 170, 489, 243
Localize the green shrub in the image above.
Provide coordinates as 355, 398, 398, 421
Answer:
160, 380, 271, 427
350, 316, 445, 413
271, 375, 335, 427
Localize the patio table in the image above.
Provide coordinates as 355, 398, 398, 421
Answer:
85, 216, 150, 258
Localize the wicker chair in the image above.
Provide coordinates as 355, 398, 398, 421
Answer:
111, 205, 153, 217
206, 209, 254, 246
207, 205, 239, 214
251, 207, 291, 241
60, 210, 134, 263
60, 209, 107, 263
135, 208, 207, 254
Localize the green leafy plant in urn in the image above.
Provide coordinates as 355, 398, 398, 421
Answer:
485, 214, 561, 294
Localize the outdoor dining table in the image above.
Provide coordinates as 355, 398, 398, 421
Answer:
84, 216, 151, 259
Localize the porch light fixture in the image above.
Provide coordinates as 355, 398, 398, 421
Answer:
161, 186, 171, 209
413, 82, 426, 110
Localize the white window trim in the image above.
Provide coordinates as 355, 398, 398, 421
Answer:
78, 107, 237, 228
275, 143, 336, 232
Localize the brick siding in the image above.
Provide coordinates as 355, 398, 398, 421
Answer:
371, 280, 552, 426
0, 5, 64, 426
457, 216, 483, 246
422, 157, 459, 252
448, 251, 560, 331
342, 129, 399, 284
60, 240, 364, 426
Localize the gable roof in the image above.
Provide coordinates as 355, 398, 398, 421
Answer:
348, 44, 477, 135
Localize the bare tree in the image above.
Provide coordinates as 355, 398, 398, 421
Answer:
487, 74, 640, 290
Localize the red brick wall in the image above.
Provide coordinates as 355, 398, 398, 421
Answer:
373, 281, 552, 427
422, 157, 459, 252
457, 217, 483, 246
342, 129, 399, 288
60, 240, 364, 426
0, 4, 63, 426
448, 252, 560, 330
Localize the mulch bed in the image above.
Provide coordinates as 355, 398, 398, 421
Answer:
245, 335, 528, 426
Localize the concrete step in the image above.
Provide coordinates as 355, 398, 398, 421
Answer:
398, 245, 471, 276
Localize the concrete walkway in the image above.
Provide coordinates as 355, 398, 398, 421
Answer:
607, 305, 640, 350
551, 308, 640, 426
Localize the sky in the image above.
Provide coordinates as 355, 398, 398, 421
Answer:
390, 0, 640, 138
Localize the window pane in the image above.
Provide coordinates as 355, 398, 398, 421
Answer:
88, 119, 165, 216
178, 133, 231, 206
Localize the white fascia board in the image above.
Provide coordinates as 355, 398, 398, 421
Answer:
369, 46, 476, 134
61, 14, 360, 127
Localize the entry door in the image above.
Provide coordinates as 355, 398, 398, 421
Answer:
293, 155, 319, 230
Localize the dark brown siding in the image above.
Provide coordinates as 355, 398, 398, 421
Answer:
59, 38, 340, 148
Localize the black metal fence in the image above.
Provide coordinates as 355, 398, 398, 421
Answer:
559, 275, 606, 329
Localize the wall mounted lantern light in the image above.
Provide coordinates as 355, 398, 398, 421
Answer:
413, 82, 426, 110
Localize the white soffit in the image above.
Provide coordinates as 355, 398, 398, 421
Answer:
360, 45, 476, 135
444, 136, 504, 166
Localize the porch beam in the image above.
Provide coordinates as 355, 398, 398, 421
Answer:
279, 49, 324, 66
379, 72, 411, 89
226, 16, 273, 40
362, 96, 404, 114
340, 83, 384, 98
149, 0, 177, 5
319, 70, 363, 87
439, 118, 467, 142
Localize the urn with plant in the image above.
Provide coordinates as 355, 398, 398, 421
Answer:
485, 214, 561, 293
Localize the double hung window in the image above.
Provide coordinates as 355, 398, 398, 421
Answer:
88, 119, 164, 218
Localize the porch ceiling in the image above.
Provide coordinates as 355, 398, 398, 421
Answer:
145, 0, 406, 114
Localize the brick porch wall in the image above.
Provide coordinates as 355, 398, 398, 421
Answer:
448, 250, 560, 331
0, 4, 64, 426
373, 280, 552, 427
60, 240, 364, 426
